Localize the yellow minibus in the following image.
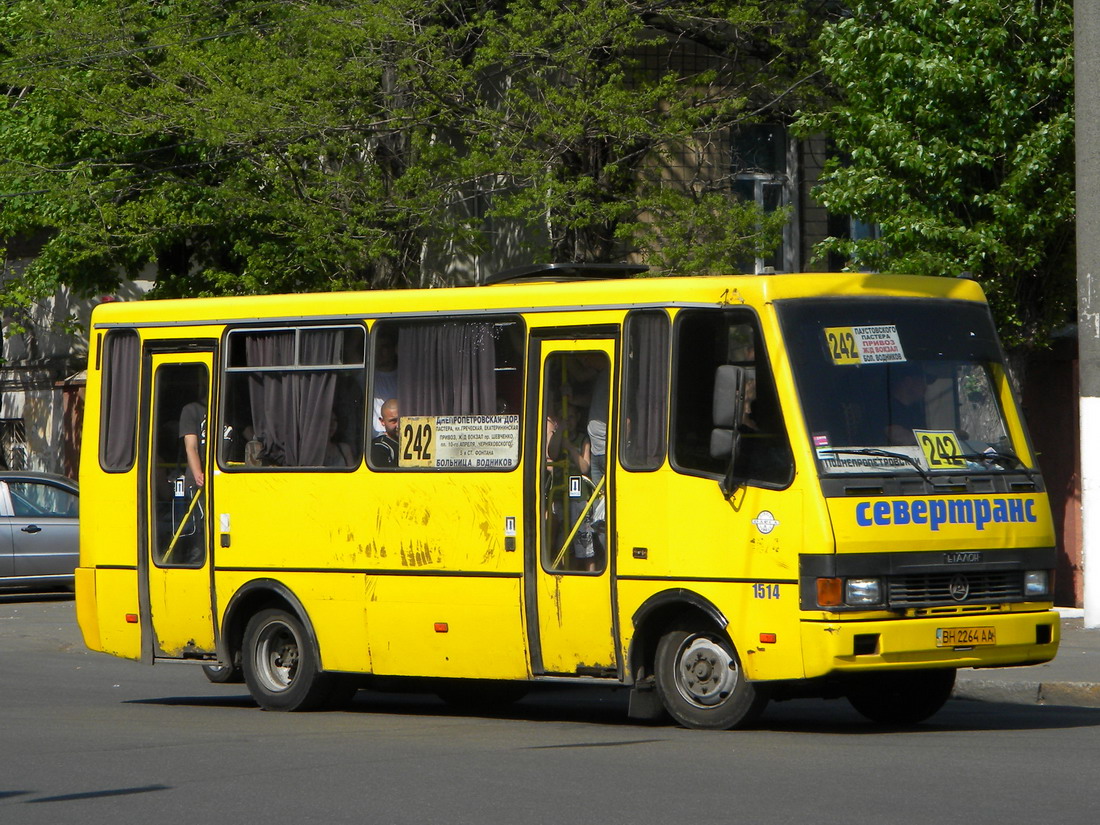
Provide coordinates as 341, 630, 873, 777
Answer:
76, 265, 1059, 728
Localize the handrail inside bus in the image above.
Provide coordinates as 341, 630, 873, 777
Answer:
551, 475, 606, 570
163, 492, 202, 564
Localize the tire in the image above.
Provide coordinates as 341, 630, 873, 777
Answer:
654, 622, 767, 730
202, 663, 244, 684
242, 607, 348, 711
846, 669, 957, 725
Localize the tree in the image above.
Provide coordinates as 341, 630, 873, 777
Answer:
1, 0, 835, 307
1, 0, 472, 298
462, 1, 833, 271
797, 0, 1075, 348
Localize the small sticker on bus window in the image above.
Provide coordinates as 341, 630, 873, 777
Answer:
914, 429, 966, 470
817, 447, 920, 473
824, 325, 906, 365
400, 414, 520, 470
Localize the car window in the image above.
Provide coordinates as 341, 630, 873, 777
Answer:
6, 481, 78, 518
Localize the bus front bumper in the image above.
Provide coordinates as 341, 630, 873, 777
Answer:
800, 609, 1060, 679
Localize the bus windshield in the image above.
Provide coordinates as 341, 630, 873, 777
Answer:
776, 297, 1026, 475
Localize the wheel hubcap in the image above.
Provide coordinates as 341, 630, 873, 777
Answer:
255, 622, 299, 692
675, 635, 738, 708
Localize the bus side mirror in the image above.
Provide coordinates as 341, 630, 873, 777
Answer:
710, 365, 746, 498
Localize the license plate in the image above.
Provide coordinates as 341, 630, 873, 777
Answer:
937, 626, 996, 647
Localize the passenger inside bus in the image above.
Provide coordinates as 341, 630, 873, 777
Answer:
165, 369, 208, 565
371, 398, 400, 467
543, 353, 605, 572
544, 402, 598, 571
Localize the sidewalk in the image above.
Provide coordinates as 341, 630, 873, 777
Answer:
953, 609, 1100, 708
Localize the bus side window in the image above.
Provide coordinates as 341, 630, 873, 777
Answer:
100, 329, 140, 471
621, 311, 669, 471
220, 325, 366, 470
672, 311, 793, 486
369, 318, 524, 471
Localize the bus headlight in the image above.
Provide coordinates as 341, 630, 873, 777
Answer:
845, 578, 883, 606
1024, 570, 1050, 598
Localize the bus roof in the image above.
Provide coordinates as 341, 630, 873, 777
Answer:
89, 272, 989, 329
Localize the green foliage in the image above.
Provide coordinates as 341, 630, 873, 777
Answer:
1, 0, 831, 306
798, 0, 1074, 348
635, 189, 790, 276
463, 0, 829, 265
2, 0, 459, 298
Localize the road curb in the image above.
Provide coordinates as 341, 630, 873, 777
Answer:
954, 679, 1100, 709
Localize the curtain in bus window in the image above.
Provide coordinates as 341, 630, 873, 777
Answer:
622, 312, 669, 469
245, 330, 341, 466
397, 323, 496, 416
101, 330, 139, 470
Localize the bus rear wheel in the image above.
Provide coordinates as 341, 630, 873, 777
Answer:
846, 669, 957, 725
242, 608, 352, 711
654, 623, 767, 730
202, 663, 243, 684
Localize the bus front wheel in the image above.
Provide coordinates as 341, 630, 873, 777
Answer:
242, 608, 350, 711
654, 623, 767, 730
846, 669, 957, 725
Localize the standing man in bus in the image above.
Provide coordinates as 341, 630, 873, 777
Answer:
175, 382, 207, 564
372, 398, 400, 467
181, 397, 205, 489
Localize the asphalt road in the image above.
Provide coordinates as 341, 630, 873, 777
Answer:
3, 595, 1099, 825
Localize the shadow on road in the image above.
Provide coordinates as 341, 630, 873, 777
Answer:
0, 591, 73, 605
124, 683, 1100, 734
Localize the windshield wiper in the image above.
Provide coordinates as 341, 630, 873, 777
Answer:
955, 450, 1036, 480
817, 448, 932, 483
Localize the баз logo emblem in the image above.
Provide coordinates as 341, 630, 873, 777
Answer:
752, 511, 779, 535
949, 575, 970, 601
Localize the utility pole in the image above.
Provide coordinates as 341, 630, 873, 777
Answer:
1077, 0, 1100, 628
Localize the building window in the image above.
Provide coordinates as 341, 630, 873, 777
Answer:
732, 125, 795, 273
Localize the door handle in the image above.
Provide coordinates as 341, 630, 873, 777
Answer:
21, 524, 42, 534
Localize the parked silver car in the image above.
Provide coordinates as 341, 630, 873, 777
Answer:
0, 472, 79, 591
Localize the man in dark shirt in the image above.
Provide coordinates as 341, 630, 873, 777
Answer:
179, 399, 206, 488
175, 394, 207, 564
371, 398, 400, 467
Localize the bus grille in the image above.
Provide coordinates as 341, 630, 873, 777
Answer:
887, 571, 1023, 607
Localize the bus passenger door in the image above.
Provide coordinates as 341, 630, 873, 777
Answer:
140, 348, 217, 661
527, 338, 619, 677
